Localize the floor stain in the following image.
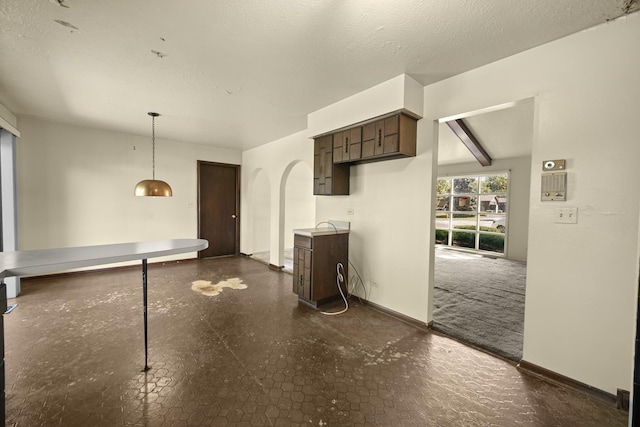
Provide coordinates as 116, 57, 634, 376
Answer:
191, 277, 247, 297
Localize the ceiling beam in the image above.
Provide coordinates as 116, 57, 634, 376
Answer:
446, 119, 492, 166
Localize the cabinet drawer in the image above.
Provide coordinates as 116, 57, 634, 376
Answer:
294, 235, 312, 249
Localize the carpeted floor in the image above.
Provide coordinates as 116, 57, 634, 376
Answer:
433, 247, 526, 361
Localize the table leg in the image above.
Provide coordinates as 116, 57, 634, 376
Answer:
142, 259, 150, 372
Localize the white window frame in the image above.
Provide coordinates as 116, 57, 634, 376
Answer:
435, 171, 510, 256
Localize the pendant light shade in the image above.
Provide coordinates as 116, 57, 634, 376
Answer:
134, 179, 173, 197
135, 112, 173, 197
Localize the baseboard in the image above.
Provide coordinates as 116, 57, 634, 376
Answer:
243, 253, 284, 271
617, 388, 630, 411
517, 360, 619, 408
356, 297, 431, 332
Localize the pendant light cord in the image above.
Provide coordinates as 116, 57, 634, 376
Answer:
151, 114, 156, 180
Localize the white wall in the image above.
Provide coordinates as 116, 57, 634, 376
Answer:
428, 14, 640, 396
1, 129, 20, 297
438, 156, 531, 262
248, 169, 271, 254
284, 163, 314, 250
312, 14, 640, 396
241, 130, 315, 267
17, 117, 241, 266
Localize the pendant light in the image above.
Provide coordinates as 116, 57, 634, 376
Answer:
134, 112, 173, 197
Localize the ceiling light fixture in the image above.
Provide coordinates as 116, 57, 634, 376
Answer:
134, 112, 173, 197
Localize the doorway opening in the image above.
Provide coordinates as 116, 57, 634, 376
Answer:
248, 161, 314, 272
432, 100, 532, 361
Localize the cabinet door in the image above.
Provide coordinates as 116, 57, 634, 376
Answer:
383, 115, 399, 154
292, 235, 312, 300
313, 135, 333, 195
347, 127, 362, 161
293, 245, 312, 298
384, 134, 399, 154
361, 122, 375, 158
373, 119, 385, 156
292, 246, 302, 294
300, 249, 313, 300
332, 131, 344, 163
384, 115, 399, 136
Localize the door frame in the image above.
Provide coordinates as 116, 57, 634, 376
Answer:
197, 160, 241, 258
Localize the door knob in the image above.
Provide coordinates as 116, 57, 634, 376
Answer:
231, 214, 237, 219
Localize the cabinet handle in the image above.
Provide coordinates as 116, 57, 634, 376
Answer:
378, 129, 382, 146
345, 137, 349, 153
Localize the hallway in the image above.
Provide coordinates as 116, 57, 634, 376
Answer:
4, 257, 626, 426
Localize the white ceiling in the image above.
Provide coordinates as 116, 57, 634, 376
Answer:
438, 100, 534, 165
0, 0, 637, 150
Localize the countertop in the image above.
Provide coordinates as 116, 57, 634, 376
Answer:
293, 227, 350, 237
0, 239, 209, 278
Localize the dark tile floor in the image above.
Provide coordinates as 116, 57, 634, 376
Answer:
4, 256, 627, 426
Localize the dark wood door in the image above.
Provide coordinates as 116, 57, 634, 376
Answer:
198, 161, 240, 258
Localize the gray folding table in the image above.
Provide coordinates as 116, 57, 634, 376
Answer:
0, 238, 209, 424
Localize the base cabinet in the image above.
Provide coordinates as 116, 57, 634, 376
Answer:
292, 233, 349, 307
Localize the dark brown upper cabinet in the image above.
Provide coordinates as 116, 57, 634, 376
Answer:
314, 135, 349, 196
334, 127, 363, 163
314, 111, 418, 195
350, 113, 416, 163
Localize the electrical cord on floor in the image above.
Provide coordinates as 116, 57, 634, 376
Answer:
321, 262, 349, 316
348, 259, 367, 303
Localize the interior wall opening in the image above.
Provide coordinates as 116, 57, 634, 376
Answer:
432, 99, 533, 362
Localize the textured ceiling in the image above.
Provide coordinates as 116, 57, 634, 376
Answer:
0, 0, 636, 150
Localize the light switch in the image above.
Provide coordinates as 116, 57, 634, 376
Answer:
555, 207, 578, 224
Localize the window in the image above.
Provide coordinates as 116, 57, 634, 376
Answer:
435, 172, 508, 255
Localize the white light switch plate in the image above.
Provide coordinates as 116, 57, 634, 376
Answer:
555, 207, 578, 224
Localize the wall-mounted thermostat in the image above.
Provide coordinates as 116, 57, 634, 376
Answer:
541, 172, 567, 201
542, 159, 566, 171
